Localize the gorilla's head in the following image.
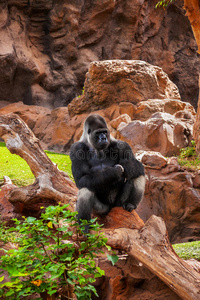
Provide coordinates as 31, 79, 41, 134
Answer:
82, 114, 110, 151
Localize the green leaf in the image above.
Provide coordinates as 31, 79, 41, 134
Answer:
0, 276, 4, 282
26, 216, 36, 223
6, 289, 15, 296
67, 278, 74, 285
107, 254, 119, 266
47, 289, 57, 296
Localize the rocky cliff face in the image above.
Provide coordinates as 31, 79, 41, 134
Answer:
0, 0, 199, 109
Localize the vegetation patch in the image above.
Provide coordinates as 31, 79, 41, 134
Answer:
177, 141, 200, 171
173, 241, 200, 261
0, 205, 109, 299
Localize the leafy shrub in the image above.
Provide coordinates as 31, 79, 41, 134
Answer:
179, 140, 196, 159
0, 204, 108, 300
178, 140, 200, 170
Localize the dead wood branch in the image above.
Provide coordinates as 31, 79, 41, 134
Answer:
0, 113, 77, 209
104, 214, 200, 300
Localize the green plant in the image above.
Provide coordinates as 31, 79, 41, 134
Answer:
177, 140, 200, 170
179, 140, 196, 159
0, 218, 21, 244
155, 0, 174, 8
78, 87, 85, 98
0, 204, 108, 300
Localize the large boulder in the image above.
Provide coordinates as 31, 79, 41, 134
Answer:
117, 111, 194, 156
68, 60, 180, 116
134, 98, 196, 121
137, 151, 200, 244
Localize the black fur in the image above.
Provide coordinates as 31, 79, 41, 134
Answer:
70, 114, 145, 231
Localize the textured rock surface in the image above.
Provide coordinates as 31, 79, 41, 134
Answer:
0, 0, 199, 109
137, 153, 200, 244
1, 96, 195, 156
117, 111, 194, 156
134, 98, 196, 121
68, 60, 181, 116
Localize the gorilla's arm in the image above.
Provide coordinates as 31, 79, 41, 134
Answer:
70, 142, 123, 192
118, 142, 145, 180
78, 166, 122, 191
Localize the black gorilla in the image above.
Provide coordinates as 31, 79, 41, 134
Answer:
70, 114, 145, 231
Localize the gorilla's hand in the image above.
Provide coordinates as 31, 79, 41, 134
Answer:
123, 203, 136, 212
114, 164, 124, 175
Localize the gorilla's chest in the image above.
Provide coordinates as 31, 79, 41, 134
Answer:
89, 149, 118, 171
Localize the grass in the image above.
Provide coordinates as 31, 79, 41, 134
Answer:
177, 141, 200, 171
173, 241, 200, 261
178, 144, 200, 170
178, 156, 200, 170
0, 142, 73, 187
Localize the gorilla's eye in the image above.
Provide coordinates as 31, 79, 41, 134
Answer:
88, 129, 91, 134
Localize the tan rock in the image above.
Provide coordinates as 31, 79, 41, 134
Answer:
68, 60, 180, 116
0, 0, 199, 111
139, 151, 167, 169
0, 102, 51, 130
119, 102, 137, 119
117, 112, 193, 156
137, 160, 200, 244
134, 99, 196, 121
192, 172, 200, 188
109, 114, 131, 130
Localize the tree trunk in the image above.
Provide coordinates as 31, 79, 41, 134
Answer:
184, 0, 200, 53
193, 75, 200, 152
103, 210, 200, 300
184, 0, 200, 152
1, 113, 200, 300
0, 113, 77, 213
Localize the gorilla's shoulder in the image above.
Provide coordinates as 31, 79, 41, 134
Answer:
110, 139, 131, 150
70, 141, 90, 152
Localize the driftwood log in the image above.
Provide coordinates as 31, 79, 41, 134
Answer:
0, 113, 200, 300
0, 113, 77, 210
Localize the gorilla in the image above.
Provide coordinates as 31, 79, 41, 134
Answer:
70, 114, 145, 231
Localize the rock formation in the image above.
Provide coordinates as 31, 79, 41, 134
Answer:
1, 59, 200, 299
137, 152, 200, 244
68, 60, 181, 116
0, 60, 195, 155
117, 111, 194, 156
0, 0, 199, 109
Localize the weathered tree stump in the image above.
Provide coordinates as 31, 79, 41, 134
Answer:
1, 113, 200, 300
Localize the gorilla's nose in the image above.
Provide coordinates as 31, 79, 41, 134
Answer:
99, 133, 107, 141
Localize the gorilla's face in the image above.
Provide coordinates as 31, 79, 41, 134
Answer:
83, 115, 111, 151
89, 128, 110, 150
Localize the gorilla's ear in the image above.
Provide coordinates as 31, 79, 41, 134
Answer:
88, 129, 91, 134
